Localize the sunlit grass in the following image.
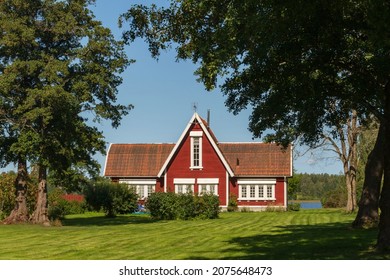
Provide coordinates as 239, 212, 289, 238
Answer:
0, 209, 387, 260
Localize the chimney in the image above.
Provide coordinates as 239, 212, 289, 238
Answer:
207, 109, 211, 128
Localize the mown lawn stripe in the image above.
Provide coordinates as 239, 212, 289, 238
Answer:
0, 209, 387, 260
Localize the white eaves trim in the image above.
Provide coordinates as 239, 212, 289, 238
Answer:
119, 179, 157, 185
157, 113, 235, 177
237, 179, 277, 185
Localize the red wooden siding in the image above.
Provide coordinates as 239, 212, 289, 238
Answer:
164, 122, 229, 206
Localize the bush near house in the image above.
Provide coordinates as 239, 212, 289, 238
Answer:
146, 192, 220, 220
83, 182, 138, 217
287, 202, 301, 211
48, 189, 87, 221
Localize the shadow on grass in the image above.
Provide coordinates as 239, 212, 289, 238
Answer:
62, 213, 157, 227
189, 222, 389, 260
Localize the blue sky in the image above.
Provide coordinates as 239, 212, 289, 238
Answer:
0, 0, 342, 175
88, 0, 342, 175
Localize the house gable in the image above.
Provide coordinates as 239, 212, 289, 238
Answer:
157, 113, 234, 177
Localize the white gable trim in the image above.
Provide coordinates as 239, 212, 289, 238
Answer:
157, 113, 235, 177
103, 143, 112, 177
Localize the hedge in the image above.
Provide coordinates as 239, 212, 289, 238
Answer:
145, 192, 220, 220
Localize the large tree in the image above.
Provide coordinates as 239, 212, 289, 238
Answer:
353, 120, 384, 228
0, 0, 132, 224
121, 0, 390, 249
321, 110, 359, 213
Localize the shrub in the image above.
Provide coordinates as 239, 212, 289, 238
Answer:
146, 191, 220, 220
227, 194, 238, 212
321, 188, 347, 208
288, 202, 301, 211
145, 192, 177, 220
48, 189, 87, 220
84, 182, 138, 217
176, 193, 196, 220
195, 193, 220, 219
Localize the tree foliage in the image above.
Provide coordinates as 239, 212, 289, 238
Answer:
121, 0, 384, 145
0, 0, 132, 224
121, 0, 390, 250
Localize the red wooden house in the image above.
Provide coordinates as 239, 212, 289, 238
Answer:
104, 113, 292, 211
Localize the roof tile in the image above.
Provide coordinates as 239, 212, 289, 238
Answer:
104, 144, 175, 177
218, 143, 291, 176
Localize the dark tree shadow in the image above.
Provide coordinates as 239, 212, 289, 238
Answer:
187, 222, 388, 260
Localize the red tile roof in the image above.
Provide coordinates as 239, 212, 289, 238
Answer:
104, 144, 175, 177
104, 113, 291, 178
104, 142, 292, 178
219, 143, 292, 176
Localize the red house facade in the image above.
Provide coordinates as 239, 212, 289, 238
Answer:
104, 113, 293, 211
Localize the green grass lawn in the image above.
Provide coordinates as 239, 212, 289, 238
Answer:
0, 209, 388, 260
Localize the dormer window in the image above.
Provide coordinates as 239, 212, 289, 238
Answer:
190, 131, 203, 169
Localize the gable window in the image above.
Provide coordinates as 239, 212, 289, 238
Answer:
190, 131, 203, 169
119, 179, 156, 199
238, 180, 276, 200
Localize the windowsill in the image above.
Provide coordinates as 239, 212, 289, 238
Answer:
190, 166, 203, 170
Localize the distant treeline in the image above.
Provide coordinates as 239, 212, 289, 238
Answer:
288, 173, 349, 208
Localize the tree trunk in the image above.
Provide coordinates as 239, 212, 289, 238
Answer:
2, 158, 29, 224
345, 168, 354, 212
352, 124, 384, 228
30, 165, 50, 226
377, 82, 390, 251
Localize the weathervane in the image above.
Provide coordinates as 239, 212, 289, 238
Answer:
192, 102, 198, 113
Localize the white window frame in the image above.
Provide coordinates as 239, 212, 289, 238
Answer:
119, 179, 156, 199
174, 178, 195, 194
190, 131, 203, 169
238, 179, 276, 200
198, 178, 219, 196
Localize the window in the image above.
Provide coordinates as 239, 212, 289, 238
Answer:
175, 184, 194, 194
147, 185, 154, 197
193, 137, 200, 166
174, 178, 195, 194
250, 185, 256, 198
119, 179, 156, 199
190, 131, 203, 169
241, 186, 247, 198
198, 184, 218, 196
266, 185, 273, 198
138, 185, 145, 198
238, 180, 276, 200
197, 178, 219, 196
258, 186, 264, 198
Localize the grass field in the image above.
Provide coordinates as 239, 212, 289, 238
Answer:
0, 209, 388, 260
